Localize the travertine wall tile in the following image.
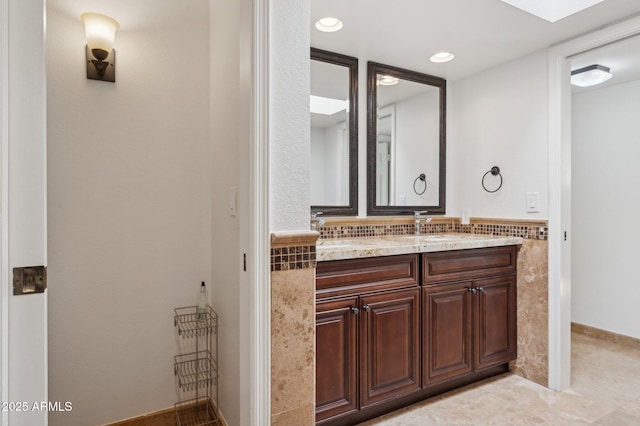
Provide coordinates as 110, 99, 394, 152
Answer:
271, 403, 314, 426
271, 269, 315, 420
513, 238, 549, 386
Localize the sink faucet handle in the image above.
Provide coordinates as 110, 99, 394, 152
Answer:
414, 210, 428, 218
310, 211, 325, 231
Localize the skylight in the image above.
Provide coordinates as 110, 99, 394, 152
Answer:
500, 0, 606, 23
310, 95, 347, 116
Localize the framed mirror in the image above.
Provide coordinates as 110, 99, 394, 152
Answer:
367, 62, 446, 216
310, 48, 358, 216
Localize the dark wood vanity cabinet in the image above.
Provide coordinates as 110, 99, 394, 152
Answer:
316, 297, 359, 422
422, 246, 517, 386
316, 255, 420, 424
359, 288, 420, 408
315, 246, 518, 425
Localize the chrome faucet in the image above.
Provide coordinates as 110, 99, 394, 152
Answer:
414, 211, 431, 235
311, 211, 325, 231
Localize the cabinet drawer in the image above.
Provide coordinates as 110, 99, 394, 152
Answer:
317, 254, 419, 299
422, 246, 516, 284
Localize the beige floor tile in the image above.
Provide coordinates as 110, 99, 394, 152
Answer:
360, 332, 640, 426
592, 409, 640, 426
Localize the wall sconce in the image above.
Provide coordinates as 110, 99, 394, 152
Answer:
81, 12, 119, 82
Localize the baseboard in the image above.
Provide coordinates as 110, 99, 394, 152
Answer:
102, 406, 175, 426
103, 399, 228, 426
572, 322, 640, 350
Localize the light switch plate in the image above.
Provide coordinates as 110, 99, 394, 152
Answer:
229, 186, 237, 217
526, 192, 540, 213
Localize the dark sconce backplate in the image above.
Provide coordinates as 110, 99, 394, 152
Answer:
86, 45, 116, 82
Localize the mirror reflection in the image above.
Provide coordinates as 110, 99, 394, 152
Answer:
310, 48, 358, 215
367, 62, 446, 215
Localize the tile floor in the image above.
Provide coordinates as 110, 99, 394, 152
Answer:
360, 333, 640, 425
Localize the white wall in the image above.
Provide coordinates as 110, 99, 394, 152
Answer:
448, 50, 549, 219
210, 0, 244, 424
270, 0, 310, 231
571, 79, 640, 339
47, 2, 212, 424
342, 50, 550, 218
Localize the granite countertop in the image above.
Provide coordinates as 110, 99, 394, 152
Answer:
316, 233, 523, 261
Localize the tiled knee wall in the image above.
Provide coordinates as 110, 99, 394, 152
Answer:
269, 218, 549, 425
270, 232, 319, 425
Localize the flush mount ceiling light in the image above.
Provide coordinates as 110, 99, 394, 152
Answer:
570, 64, 613, 87
315, 17, 343, 33
500, 0, 605, 23
430, 52, 455, 63
377, 75, 399, 86
81, 12, 119, 82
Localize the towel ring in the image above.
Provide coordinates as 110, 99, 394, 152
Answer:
482, 166, 503, 193
413, 173, 427, 195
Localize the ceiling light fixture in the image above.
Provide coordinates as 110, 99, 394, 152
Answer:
377, 75, 399, 86
570, 64, 612, 87
315, 17, 343, 33
430, 52, 455, 63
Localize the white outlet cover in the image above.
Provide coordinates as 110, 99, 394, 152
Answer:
500, 0, 605, 23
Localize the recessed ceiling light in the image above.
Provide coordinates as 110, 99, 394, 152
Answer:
430, 52, 455, 63
315, 17, 343, 33
377, 75, 399, 86
570, 64, 612, 87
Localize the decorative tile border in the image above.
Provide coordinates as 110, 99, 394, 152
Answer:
270, 231, 319, 271
271, 245, 316, 271
269, 218, 547, 270
317, 217, 548, 241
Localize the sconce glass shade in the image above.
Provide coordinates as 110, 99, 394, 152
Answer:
81, 12, 119, 57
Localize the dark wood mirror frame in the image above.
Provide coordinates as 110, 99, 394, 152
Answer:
367, 61, 446, 216
310, 48, 359, 216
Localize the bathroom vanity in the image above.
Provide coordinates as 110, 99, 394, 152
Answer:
315, 234, 521, 426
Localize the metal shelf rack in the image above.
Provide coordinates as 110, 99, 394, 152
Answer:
174, 305, 219, 426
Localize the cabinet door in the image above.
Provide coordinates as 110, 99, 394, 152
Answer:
422, 282, 473, 386
316, 296, 359, 422
359, 288, 420, 408
474, 276, 517, 371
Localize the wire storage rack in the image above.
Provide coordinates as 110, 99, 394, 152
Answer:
174, 305, 219, 426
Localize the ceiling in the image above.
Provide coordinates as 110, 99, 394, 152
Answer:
310, 0, 640, 82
